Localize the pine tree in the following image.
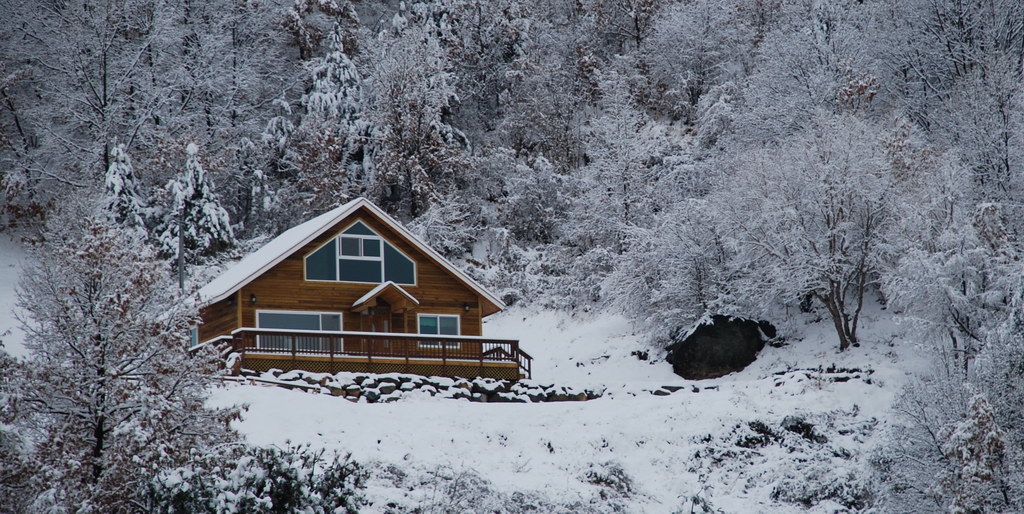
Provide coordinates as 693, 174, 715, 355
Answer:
291, 28, 371, 216
102, 143, 147, 230
157, 143, 235, 260
10, 210, 237, 512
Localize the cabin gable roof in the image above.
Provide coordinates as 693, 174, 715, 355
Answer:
198, 198, 505, 314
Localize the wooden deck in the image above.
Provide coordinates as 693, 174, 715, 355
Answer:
206, 328, 532, 380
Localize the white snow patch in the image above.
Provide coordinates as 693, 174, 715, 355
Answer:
210, 302, 928, 512
0, 235, 26, 358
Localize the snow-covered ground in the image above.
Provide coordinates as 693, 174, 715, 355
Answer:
210, 303, 928, 512
0, 234, 26, 359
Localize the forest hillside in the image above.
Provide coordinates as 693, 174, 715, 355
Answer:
2, 0, 1023, 512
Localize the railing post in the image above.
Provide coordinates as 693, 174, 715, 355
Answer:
442, 339, 448, 378
329, 335, 335, 374
291, 334, 297, 368
367, 336, 373, 374
479, 342, 484, 378
404, 337, 410, 374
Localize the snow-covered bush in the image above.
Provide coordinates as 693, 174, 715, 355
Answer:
146, 444, 366, 513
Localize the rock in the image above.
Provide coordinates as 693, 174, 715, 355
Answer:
344, 385, 362, 397
454, 379, 473, 391
399, 382, 417, 392
651, 388, 671, 396
448, 389, 471, 400
548, 392, 570, 402
781, 415, 828, 443
378, 383, 397, 395
527, 390, 547, 403
662, 385, 685, 392
665, 315, 776, 380
471, 392, 488, 402
376, 376, 401, 386
429, 376, 455, 389
326, 385, 347, 397
363, 388, 381, 403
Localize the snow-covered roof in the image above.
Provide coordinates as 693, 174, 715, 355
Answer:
197, 198, 506, 313
352, 281, 419, 308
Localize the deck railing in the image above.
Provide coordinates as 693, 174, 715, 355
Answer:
220, 327, 532, 379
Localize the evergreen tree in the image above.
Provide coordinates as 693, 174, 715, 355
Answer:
291, 28, 371, 216
102, 143, 147, 230
157, 143, 235, 260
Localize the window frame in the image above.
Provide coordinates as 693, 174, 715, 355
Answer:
255, 309, 345, 352
416, 313, 461, 349
303, 219, 417, 286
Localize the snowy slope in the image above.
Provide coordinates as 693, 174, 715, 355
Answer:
0, 235, 26, 359
210, 303, 926, 513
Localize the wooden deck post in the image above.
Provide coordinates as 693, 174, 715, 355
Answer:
442, 340, 448, 377
367, 337, 373, 374
404, 338, 410, 374
329, 335, 335, 374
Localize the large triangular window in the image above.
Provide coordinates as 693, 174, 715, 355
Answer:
305, 220, 416, 285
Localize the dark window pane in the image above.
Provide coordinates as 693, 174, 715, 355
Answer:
258, 312, 321, 330
321, 314, 341, 331
383, 242, 415, 284
419, 316, 438, 335
305, 239, 337, 281
439, 316, 459, 335
340, 237, 361, 256
340, 259, 382, 282
362, 238, 381, 257
343, 221, 376, 235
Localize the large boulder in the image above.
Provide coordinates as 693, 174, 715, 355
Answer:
665, 315, 776, 379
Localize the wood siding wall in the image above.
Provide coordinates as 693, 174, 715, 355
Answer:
198, 292, 238, 341
200, 206, 486, 341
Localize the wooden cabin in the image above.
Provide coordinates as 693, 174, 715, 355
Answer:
197, 198, 531, 380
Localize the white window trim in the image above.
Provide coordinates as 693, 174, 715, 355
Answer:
339, 234, 384, 261
416, 313, 461, 349
303, 218, 418, 286
255, 310, 345, 351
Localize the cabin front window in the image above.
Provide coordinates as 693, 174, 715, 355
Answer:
418, 314, 460, 349
256, 310, 344, 353
304, 220, 416, 285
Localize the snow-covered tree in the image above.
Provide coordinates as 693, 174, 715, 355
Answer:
9, 210, 237, 512
366, 19, 473, 219
156, 143, 235, 259
291, 28, 371, 217
102, 143, 147, 230
606, 198, 730, 334
939, 394, 1010, 514
569, 70, 667, 255
719, 114, 895, 351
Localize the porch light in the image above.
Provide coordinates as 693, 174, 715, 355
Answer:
250, 294, 257, 304
463, 302, 471, 312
